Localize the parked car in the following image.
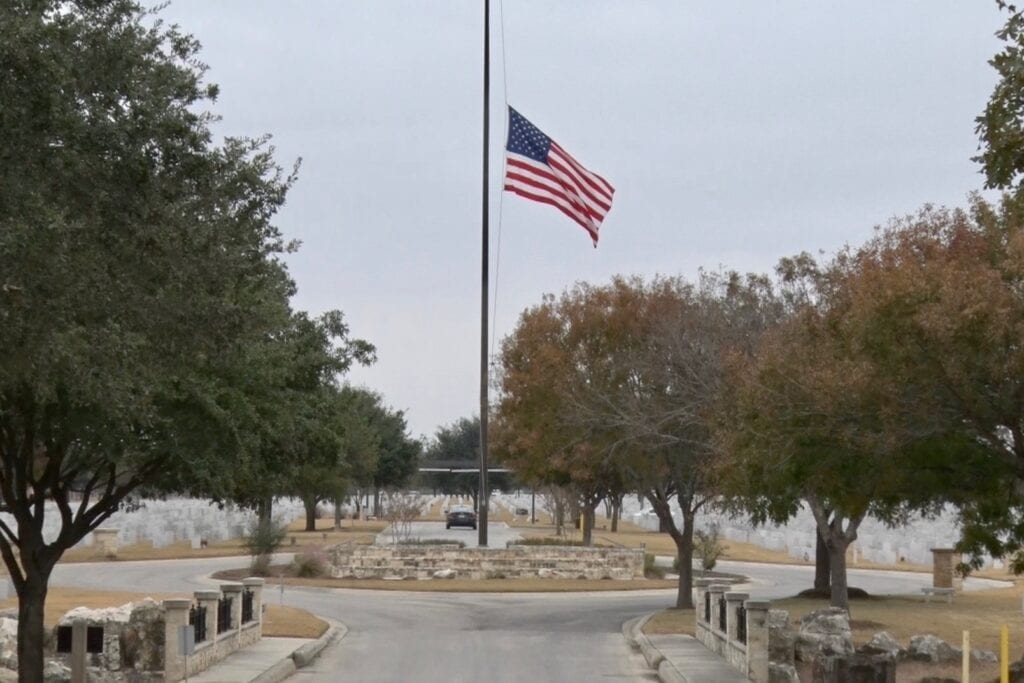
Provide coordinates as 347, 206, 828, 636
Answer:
446, 505, 477, 530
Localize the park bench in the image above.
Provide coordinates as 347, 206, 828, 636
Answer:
920, 586, 955, 603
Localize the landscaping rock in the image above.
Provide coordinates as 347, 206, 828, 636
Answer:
769, 662, 800, 683
768, 609, 795, 666
796, 607, 854, 662
1009, 658, 1024, 683
907, 634, 961, 663
0, 618, 17, 671
812, 652, 895, 683
42, 659, 70, 683
972, 648, 998, 663
858, 631, 904, 660
432, 569, 457, 579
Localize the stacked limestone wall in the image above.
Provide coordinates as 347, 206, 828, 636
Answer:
328, 543, 645, 580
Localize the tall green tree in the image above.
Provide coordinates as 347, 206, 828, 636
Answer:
339, 388, 420, 517
0, 1, 316, 678
976, 1, 1024, 193
219, 311, 374, 526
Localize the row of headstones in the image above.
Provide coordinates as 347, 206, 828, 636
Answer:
619, 498, 992, 568
0, 497, 313, 550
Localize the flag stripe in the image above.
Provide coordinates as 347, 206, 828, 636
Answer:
505, 160, 603, 220
507, 154, 610, 217
545, 156, 612, 213
504, 184, 599, 242
504, 174, 596, 228
551, 143, 614, 200
505, 173, 601, 228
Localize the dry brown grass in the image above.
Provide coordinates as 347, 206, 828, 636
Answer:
0, 587, 188, 626
0, 588, 327, 639
646, 585, 1024, 683
261, 605, 328, 639
643, 608, 695, 636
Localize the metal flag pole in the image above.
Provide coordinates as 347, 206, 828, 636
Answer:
478, 0, 491, 547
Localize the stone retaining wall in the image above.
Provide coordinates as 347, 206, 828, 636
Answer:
328, 543, 645, 580
44, 578, 264, 683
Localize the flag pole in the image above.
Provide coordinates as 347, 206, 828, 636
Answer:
478, 0, 491, 547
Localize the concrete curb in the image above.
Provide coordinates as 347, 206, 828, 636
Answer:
292, 617, 347, 668
623, 612, 687, 683
245, 617, 347, 683
249, 657, 297, 683
657, 658, 689, 683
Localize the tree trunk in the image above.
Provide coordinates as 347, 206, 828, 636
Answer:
333, 496, 343, 530
675, 509, 696, 609
827, 536, 850, 611
582, 505, 596, 546
257, 495, 273, 526
815, 530, 831, 592
603, 498, 612, 519
807, 497, 862, 612
645, 489, 698, 609
16, 558, 53, 683
302, 496, 317, 532
373, 489, 381, 518
611, 499, 620, 532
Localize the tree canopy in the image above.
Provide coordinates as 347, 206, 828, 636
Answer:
0, 2, 368, 678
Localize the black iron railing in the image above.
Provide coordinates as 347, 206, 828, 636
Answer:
217, 597, 232, 634
718, 594, 727, 631
241, 589, 254, 623
55, 625, 103, 653
56, 626, 72, 653
736, 605, 747, 644
703, 591, 711, 623
190, 604, 208, 643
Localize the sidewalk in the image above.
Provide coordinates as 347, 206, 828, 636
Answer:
623, 615, 750, 683
185, 617, 344, 683
188, 637, 313, 683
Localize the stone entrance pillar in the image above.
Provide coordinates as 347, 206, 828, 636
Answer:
93, 529, 119, 558
930, 548, 957, 588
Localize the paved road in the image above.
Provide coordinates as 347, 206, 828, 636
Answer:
48, 554, 1010, 682
375, 521, 521, 548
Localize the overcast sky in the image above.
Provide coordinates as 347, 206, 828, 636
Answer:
155, 2, 1004, 439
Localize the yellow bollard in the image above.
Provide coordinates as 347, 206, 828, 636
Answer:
963, 630, 970, 683
1001, 624, 1009, 683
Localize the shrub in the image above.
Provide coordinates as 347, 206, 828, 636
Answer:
644, 552, 665, 579
244, 518, 288, 575
695, 525, 726, 571
250, 553, 273, 577
292, 547, 327, 578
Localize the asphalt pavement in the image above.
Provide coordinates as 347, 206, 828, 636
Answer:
374, 521, 522, 548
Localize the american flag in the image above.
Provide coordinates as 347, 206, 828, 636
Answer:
503, 107, 615, 246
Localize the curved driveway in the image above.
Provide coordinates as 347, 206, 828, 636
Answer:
49, 554, 1008, 682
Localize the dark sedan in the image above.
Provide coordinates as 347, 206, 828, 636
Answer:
445, 505, 477, 530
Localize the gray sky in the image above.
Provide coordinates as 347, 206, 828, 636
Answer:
155, 1, 1004, 439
